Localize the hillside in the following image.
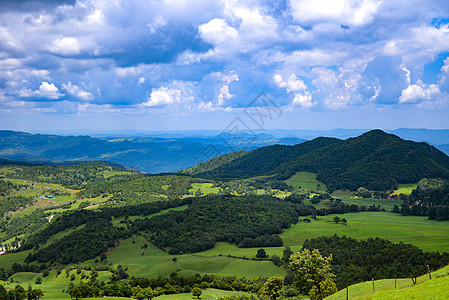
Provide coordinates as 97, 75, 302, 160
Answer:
192, 130, 449, 191
189, 137, 340, 179
0, 130, 306, 174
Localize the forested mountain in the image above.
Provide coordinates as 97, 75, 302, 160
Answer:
187, 137, 340, 179
191, 130, 449, 191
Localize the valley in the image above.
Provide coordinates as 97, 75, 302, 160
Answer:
1, 130, 449, 299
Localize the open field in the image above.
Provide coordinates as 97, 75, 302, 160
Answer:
326, 265, 449, 300
392, 183, 418, 195
281, 212, 449, 253
285, 171, 326, 190
189, 182, 221, 195
107, 236, 286, 279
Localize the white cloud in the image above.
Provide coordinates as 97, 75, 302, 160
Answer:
290, 0, 381, 26
399, 80, 441, 104
48, 37, 82, 56
292, 92, 315, 108
62, 82, 94, 101
143, 87, 181, 107
218, 72, 239, 106
19, 82, 63, 100
274, 73, 307, 92
198, 18, 238, 46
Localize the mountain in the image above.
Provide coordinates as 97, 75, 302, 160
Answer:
190, 130, 449, 191
0, 130, 306, 173
187, 137, 340, 179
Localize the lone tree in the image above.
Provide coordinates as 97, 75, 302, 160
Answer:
192, 287, 202, 299
256, 248, 268, 259
289, 248, 337, 300
258, 275, 284, 300
333, 216, 340, 224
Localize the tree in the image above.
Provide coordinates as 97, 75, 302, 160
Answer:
341, 218, 347, 227
35, 277, 42, 284
258, 275, 283, 300
333, 216, 340, 224
256, 248, 268, 259
192, 287, 202, 299
289, 249, 337, 300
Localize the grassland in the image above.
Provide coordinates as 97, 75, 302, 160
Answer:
281, 212, 449, 253
285, 171, 326, 190
326, 265, 449, 300
392, 183, 418, 196
106, 236, 286, 279
189, 182, 221, 195
339, 197, 400, 211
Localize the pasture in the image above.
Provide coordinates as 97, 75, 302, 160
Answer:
284, 171, 326, 190
281, 212, 449, 253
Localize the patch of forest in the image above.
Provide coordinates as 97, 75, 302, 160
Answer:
132, 195, 314, 254
302, 235, 449, 289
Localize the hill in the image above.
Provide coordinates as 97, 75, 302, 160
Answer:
191, 130, 449, 191
0, 130, 306, 173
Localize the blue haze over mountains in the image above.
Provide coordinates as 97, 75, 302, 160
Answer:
1, 128, 448, 174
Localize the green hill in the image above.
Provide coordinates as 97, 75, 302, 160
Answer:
192, 130, 449, 191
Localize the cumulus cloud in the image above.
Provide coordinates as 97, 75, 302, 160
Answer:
399, 80, 441, 104
290, 0, 381, 26
292, 92, 315, 108
48, 37, 82, 56
217, 72, 239, 106
62, 82, 94, 101
19, 82, 63, 100
143, 87, 181, 107
274, 73, 307, 92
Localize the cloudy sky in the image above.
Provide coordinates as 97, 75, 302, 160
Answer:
1, 0, 449, 132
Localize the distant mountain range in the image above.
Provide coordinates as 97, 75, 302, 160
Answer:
0, 130, 305, 173
187, 130, 449, 191
1, 128, 448, 174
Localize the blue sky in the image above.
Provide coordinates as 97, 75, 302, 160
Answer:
1, 0, 449, 132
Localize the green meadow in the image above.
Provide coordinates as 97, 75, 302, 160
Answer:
281, 212, 449, 253
326, 265, 449, 300
284, 171, 326, 190
392, 183, 418, 196
106, 236, 286, 279
339, 197, 401, 211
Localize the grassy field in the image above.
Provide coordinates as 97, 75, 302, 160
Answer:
391, 183, 418, 196
189, 183, 221, 195
106, 236, 286, 279
281, 212, 449, 253
285, 171, 326, 190
326, 265, 449, 300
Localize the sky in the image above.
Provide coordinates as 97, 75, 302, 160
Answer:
1, 0, 449, 132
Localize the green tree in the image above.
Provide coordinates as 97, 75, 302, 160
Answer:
289, 249, 337, 300
256, 248, 267, 259
258, 275, 283, 300
333, 216, 340, 224
192, 287, 202, 299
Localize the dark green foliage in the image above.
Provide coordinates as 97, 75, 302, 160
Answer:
132, 195, 313, 254
302, 235, 449, 289
256, 249, 268, 259
6, 162, 132, 189
194, 138, 340, 179
395, 179, 449, 221
239, 234, 283, 248
0, 195, 35, 215
25, 219, 127, 264
275, 130, 449, 191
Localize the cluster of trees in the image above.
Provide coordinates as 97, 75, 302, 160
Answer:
68, 273, 271, 299
0, 195, 34, 216
239, 234, 283, 248
0, 285, 43, 300
6, 163, 131, 189
132, 195, 314, 254
0, 179, 26, 196
25, 219, 127, 264
394, 179, 449, 221
302, 235, 449, 289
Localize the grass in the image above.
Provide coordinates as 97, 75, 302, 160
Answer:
285, 171, 326, 191
106, 236, 286, 279
190, 183, 221, 195
391, 183, 418, 196
281, 212, 449, 253
326, 265, 449, 300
